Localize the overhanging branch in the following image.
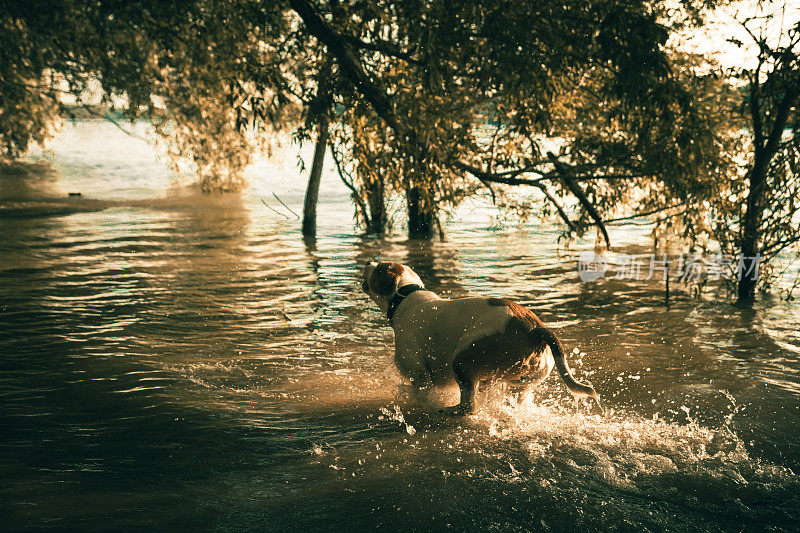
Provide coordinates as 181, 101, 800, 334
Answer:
533, 183, 577, 232
288, 0, 404, 136
602, 203, 686, 224
452, 160, 546, 186
328, 140, 371, 223
80, 105, 146, 142
547, 152, 611, 249
342, 35, 420, 65
289, 0, 626, 248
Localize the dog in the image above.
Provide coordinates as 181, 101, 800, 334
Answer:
362, 261, 601, 415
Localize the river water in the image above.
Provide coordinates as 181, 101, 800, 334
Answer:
1, 122, 799, 531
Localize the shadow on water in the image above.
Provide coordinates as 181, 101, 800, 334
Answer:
2, 152, 800, 531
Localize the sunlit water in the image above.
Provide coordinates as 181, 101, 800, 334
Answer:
1, 122, 799, 531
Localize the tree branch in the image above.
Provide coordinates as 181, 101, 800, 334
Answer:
763, 83, 800, 158
533, 183, 577, 232
342, 35, 420, 65
288, 0, 404, 136
452, 160, 547, 186
455, 159, 648, 185
80, 105, 147, 142
328, 141, 371, 223
547, 152, 611, 249
602, 203, 686, 223
750, 56, 765, 151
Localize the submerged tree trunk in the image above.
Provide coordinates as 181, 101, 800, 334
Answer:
737, 154, 767, 305
364, 178, 386, 234
735, 72, 798, 304
302, 117, 329, 237
406, 185, 435, 238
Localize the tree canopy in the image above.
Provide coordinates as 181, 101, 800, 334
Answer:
2, 0, 724, 224
2, 0, 798, 301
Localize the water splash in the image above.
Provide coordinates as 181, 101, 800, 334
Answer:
471, 395, 797, 507
379, 404, 417, 436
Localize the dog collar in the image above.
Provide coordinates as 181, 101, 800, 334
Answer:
387, 284, 424, 323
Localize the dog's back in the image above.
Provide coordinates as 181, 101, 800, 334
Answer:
393, 295, 528, 384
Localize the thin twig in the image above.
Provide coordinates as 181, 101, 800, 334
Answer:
272, 192, 300, 219
602, 203, 687, 224
329, 142, 371, 224
81, 105, 147, 142
261, 198, 290, 219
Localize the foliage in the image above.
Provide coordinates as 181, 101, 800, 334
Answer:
290, 0, 735, 238
2, 0, 778, 266
704, 6, 800, 301
2, 1, 727, 217
0, 1, 91, 161
1, 0, 304, 188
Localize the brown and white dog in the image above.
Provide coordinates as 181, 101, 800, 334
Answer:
362, 261, 601, 415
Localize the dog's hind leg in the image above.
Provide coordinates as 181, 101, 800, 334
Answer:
440, 357, 477, 416
440, 343, 496, 416
443, 322, 536, 416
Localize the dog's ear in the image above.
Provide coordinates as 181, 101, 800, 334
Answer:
369, 261, 404, 296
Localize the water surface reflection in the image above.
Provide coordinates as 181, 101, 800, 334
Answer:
2, 132, 800, 530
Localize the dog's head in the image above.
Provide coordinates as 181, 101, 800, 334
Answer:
362, 261, 424, 312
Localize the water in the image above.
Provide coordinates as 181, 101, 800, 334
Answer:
1, 122, 799, 531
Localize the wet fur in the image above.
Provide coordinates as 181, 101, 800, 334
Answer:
363, 261, 600, 415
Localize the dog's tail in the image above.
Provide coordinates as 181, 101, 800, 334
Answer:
539, 328, 601, 411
